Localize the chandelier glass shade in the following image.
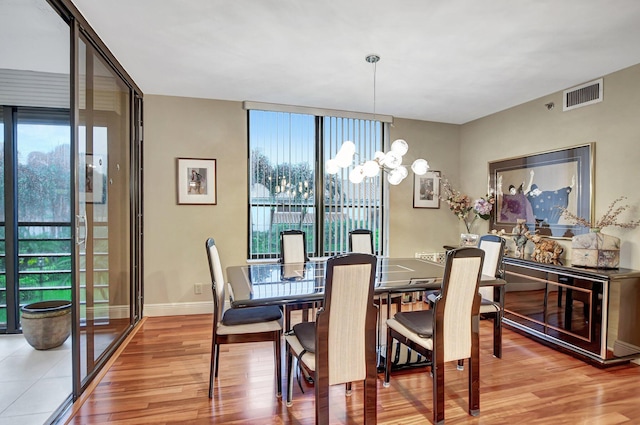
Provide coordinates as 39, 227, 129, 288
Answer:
326, 138, 429, 185
325, 54, 429, 185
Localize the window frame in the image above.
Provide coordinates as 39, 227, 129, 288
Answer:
246, 104, 390, 260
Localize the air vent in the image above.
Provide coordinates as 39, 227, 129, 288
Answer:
563, 78, 603, 111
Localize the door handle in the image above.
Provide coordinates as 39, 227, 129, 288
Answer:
76, 213, 87, 246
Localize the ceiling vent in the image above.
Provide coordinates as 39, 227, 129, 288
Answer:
563, 78, 603, 111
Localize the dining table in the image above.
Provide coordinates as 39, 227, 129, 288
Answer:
225, 256, 505, 417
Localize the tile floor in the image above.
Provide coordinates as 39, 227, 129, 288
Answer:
0, 334, 71, 425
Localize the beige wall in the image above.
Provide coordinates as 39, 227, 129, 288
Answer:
459, 63, 640, 269
387, 118, 463, 255
143, 63, 640, 315
142, 97, 463, 315
144, 96, 248, 315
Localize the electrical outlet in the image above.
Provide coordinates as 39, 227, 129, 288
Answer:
194, 282, 203, 295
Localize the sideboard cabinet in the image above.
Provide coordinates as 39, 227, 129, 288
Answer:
502, 256, 640, 365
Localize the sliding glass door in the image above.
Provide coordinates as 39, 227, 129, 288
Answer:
2, 0, 143, 420
75, 34, 133, 385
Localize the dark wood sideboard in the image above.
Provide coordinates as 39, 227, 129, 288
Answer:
502, 255, 640, 365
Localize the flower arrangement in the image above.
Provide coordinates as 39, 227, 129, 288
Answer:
441, 177, 495, 232
559, 196, 640, 230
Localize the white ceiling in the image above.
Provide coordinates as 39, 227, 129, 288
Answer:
70, 0, 640, 124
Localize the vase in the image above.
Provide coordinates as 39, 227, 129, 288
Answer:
571, 228, 620, 268
21, 300, 71, 350
460, 233, 479, 247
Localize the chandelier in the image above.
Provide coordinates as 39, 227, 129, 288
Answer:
325, 54, 429, 185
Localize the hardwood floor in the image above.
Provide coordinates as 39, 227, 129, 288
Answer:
63, 312, 640, 424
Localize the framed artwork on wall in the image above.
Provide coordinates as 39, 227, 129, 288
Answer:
488, 143, 594, 238
177, 158, 217, 205
84, 154, 106, 204
413, 170, 440, 208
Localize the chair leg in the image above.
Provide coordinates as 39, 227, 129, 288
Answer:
493, 311, 502, 358
457, 359, 464, 370
214, 343, 221, 378
433, 355, 445, 424
285, 306, 292, 332
275, 332, 282, 397
209, 338, 218, 398
364, 366, 377, 424
315, 371, 329, 425
286, 349, 294, 406
383, 330, 393, 387
469, 317, 480, 416
345, 382, 352, 396
469, 355, 480, 416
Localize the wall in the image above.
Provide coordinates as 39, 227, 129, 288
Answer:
388, 118, 463, 256
143, 63, 640, 316
142, 97, 461, 315
460, 63, 640, 269
144, 96, 248, 315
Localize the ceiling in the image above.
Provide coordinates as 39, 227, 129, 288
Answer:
69, 0, 640, 124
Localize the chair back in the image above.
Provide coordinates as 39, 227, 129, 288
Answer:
477, 234, 505, 301
315, 253, 377, 386
348, 229, 374, 254
206, 238, 226, 326
435, 247, 484, 362
280, 230, 308, 264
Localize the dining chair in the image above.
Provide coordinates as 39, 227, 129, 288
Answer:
206, 238, 283, 399
348, 228, 374, 254
285, 253, 378, 425
281, 229, 309, 263
384, 247, 484, 424
477, 233, 506, 358
280, 230, 314, 331
348, 228, 411, 366
429, 234, 505, 361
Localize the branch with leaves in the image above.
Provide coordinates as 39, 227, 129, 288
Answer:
559, 196, 640, 230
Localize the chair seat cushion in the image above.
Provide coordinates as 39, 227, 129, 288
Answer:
221, 305, 282, 326
394, 310, 434, 338
480, 297, 500, 313
292, 321, 315, 353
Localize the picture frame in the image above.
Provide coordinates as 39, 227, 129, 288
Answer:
177, 158, 217, 205
488, 143, 594, 238
413, 170, 440, 208
84, 154, 106, 204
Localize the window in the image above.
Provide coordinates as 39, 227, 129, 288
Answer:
248, 107, 385, 259
0, 107, 73, 330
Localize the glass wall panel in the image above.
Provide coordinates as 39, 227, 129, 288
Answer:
77, 36, 132, 383
1, 0, 73, 421
0, 107, 4, 327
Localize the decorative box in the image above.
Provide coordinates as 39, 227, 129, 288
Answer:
571, 230, 620, 269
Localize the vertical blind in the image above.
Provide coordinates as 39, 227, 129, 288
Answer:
248, 109, 384, 259
322, 116, 383, 256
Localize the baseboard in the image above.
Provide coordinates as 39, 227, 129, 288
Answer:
144, 301, 213, 317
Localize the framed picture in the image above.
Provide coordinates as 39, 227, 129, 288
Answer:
414, 170, 440, 208
177, 158, 217, 205
84, 154, 106, 204
488, 143, 594, 238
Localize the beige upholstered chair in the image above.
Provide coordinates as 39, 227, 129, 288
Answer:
477, 234, 506, 358
384, 247, 484, 424
281, 229, 309, 264
206, 238, 283, 398
280, 230, 313, 330
429, 234, 505, 360
285, 253, 378, 424
349, 228, 374, 254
